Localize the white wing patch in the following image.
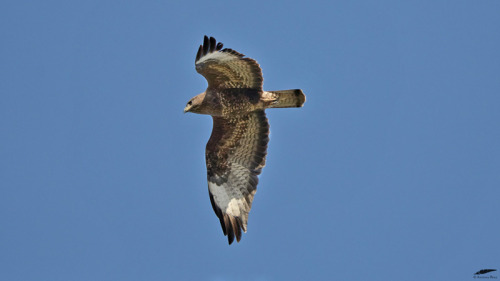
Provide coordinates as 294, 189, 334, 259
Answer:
207, 160, 259, 234
196, 51, 234, 66
208, 181, 230, 211
208, 180, 254, 221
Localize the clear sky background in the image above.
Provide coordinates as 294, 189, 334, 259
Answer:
1, 1, 499, 280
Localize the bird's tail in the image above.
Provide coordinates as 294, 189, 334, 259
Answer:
265, 89, 306, 108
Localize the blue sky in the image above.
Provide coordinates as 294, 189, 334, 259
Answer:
1, 1, 499, 280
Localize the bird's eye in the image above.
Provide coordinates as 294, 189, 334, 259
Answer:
187, 101, 192, 106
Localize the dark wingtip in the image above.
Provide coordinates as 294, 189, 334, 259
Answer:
209, 36, 216, 53
226, 220, 235, 244
203, 35, 209, 56
196, 36, 224, 63
195, 45, 203, 62
226, 216, 242, 245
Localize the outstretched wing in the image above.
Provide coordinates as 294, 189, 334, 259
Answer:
195, 36, 263, 90
205, 110, 269, 244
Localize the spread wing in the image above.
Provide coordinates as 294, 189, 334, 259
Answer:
205, 110, 269, 244
195, 36, 263, 90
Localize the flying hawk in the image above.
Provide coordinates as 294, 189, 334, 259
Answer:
184, 36, 306, 244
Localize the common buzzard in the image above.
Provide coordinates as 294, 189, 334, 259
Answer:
184, 36, 306, 244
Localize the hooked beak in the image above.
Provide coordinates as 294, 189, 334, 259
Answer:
183, 107, 189, 114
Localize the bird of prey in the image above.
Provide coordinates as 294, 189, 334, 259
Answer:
184, 36, 306, 244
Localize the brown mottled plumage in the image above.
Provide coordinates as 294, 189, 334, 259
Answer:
184, 36, 306, 244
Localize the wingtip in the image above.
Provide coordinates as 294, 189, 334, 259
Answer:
209, 36, 216, 53
195, 36, 224, 63
203, 36, 209, 55
224, 214, 243, 245
195, 45, 203, 62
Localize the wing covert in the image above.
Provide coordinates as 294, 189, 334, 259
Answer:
195, 36, 263, 90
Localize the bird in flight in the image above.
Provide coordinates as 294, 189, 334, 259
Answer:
184, 36, 306, 244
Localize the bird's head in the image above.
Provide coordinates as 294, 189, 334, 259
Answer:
184, 92, 206, 114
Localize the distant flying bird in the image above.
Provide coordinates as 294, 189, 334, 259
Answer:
475, 269, 497, 275
184, 36, 306, 244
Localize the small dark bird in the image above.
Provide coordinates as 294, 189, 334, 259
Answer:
474, 269, 497, 275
